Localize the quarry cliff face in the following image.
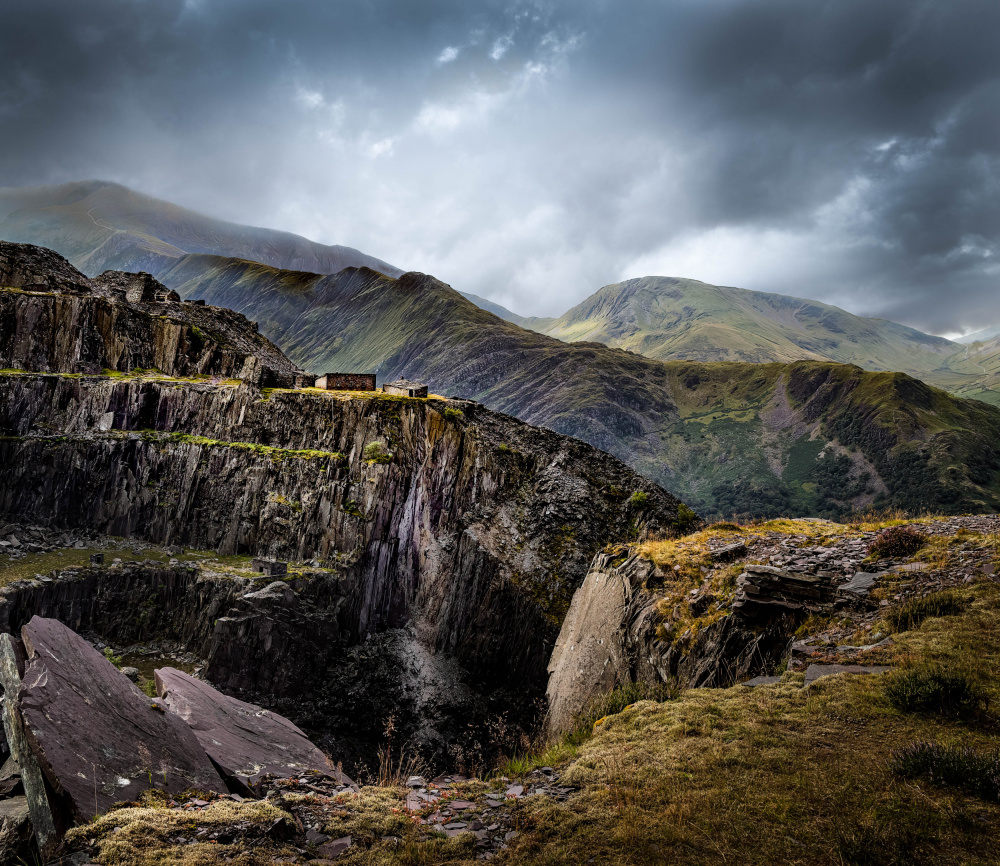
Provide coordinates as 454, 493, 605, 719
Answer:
0, 240, 694, 767
0, 373, 686, 763
0, 240, 300, 386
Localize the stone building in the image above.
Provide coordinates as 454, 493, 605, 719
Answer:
314, 373, 377, 391
383, 380, 428, 398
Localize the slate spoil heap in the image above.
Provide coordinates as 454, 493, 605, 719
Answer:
0, 616, 350, 862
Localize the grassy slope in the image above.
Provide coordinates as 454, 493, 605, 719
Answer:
532, 275, 959, 375
148, 257, 1000, 520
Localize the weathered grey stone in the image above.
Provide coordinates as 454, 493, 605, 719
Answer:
17, 617, 226, 820
710, 541, 747, 562
804, 663, 891, 687
545, 554, 633, 737
0, 633, 60, 858
154, 667, 351, 791
837, 572, 880, 595
0, 795, 33, 864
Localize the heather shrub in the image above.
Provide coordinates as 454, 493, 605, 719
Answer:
362, 441, 392, 464
867, 525, 927, 559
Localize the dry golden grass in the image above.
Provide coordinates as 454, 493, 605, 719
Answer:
499, 580, 1000, 866
65, 799, 293, 866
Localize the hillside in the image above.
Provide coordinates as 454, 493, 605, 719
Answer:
9, 181, 998, 410
526, 275, 958, 375
931, 336, 1000, 407
141, 255, 1000, 520
0, 180, 403, 279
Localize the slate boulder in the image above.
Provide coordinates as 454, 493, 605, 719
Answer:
16, 617, 227, 820
154, 667, 352, 792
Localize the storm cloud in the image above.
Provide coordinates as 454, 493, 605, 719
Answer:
1, 0, 998, 333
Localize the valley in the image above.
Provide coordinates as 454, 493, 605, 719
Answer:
5, 182, 1000, 519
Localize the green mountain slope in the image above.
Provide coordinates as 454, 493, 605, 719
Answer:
924, 336, 1000, 407
0, 180, 403, 279
529, 275, 958, 375
150, 256, 1000, 520
4, 183, 999, 519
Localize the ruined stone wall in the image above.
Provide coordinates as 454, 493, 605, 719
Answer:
316, 373, 376, 391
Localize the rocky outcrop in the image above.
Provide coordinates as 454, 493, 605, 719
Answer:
732, 564, 840, 612
0, 239, 695, 772
0, 241, 300, 385
0, 617, 352, 861
0, 241, 92, 295
15, 617, 227, 821
546, 551, 807, 736
0, 372, 684, 670
0, 369, 689, 764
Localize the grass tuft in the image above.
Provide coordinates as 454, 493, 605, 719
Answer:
885, 589, 968, 633
565, 680, 679, 747
883, 665, 988, 718
893, 741, 1000, 801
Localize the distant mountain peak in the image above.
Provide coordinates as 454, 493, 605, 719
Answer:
0, 180, 404, 280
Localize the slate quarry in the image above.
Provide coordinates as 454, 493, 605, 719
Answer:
0, 241, 694, 859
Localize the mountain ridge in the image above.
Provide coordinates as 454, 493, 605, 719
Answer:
148, 254, 1000, 520
0, 180, 404, 280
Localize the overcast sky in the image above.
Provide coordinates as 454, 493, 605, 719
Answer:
2, 0, 998, 334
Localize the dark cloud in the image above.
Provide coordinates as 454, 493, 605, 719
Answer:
0, 0, 997, 333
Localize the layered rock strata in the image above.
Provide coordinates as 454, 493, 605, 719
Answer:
0, 241, 300, 385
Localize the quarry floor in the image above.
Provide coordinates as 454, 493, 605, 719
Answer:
23, 514, 997, 865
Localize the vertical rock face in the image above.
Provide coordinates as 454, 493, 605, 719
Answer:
0, 241, 300, 384
0, 633, 60, 859
0, 374, 686, 700
16, 617, 227, 820
0, 240, 697, 769
545, 555, 634, 737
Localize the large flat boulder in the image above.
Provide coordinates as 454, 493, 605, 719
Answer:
154, 667, 351, 791
17, 617, 226, 819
